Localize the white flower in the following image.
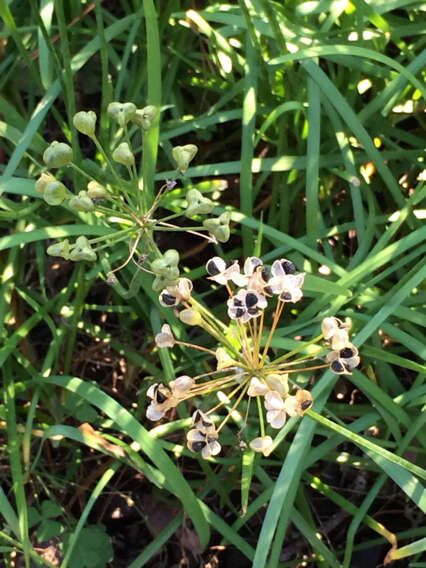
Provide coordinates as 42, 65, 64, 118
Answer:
191, 409, 216, 435
206, 257, 248, 286
146, 383, 177, 421
326, 345, 360, 374
321, 316, 350, 344
155, 324, 175, 348
264, 391, 287, 429
227, 289, 268, 322
249, 435, 273, 456
159, 278, 193, 307
187, 428, 221, 458
247, 377, 268, 397
283, 389, 313, 417
269, 272, 305, 303
169, 375, 194, 398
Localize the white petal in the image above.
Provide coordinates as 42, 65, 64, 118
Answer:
230, 271, 249, 287
321, 317, 339, 340
248, 377, 268, 397
147, 383, 159, 399
264, 390, 285, 411
170, 375, 194, 397
208, 440, 222, 456
250, 436, 273, 455
209, 273, 228, 285
266, 409, 286, 429
267, 276, 284, 294
331, 329, 350, 350
146, 402, 164, 421
283, 396, 299, 417
271, 260, 285, 277
187, 428, 205, 442
244, 257, 263, 276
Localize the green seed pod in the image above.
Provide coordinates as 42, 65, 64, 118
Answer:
73, 110, 97, 138
112, 142, 135, 167
185, 188, 214, 217
203, 211, 230, 243
107, 101, 136, 127
69, 236, 97, 262
172, 144, 198, 173
152, 273, 179, 292
131, 105, 158, 130
43, 141, 73, 168
35, 172, 56, 195
86, 180, 108, 199
179, 308, 203, 326
69, 191, 95, 212
151, 249, 180, 277
43, 181, 67, 206
46, 239, 71, 259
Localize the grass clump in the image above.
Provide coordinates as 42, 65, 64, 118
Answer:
0, 1, 425, 567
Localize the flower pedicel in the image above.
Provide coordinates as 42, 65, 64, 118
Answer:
148, 256, 360, 458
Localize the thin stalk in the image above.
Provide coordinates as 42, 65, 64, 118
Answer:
272, 333, 324, 365
217, 382, 250, 433
260, 300, 285, 366
257, 395, 266, 437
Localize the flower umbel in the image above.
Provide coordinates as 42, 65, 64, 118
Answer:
146, 255, 360, 459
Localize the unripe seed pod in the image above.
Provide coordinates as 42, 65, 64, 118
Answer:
172, 144, 198, 172
43, 141, 73, 168
35, 172, 56, 195
86, 180, 108, 199
43, 181, 67, 205
112, 142, 134, 167
179, 308, 202, 326
73, 110, 97, 137
132, 105, 158, 130
69, 236, 97, 262
107, 102, 136, 127
69, 191, 95, 212
203, 211, 230, 243
46, 239, 71, 259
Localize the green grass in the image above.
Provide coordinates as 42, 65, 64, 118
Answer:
1, 1, 425, 567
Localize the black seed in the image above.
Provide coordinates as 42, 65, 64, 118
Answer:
156, 390, 167, 403
331, 360, 345, 373
192, 441, 206, 452
265, 286, 273, 295
247, 307, 260, 315
261, 267, 270, 282
282, 261, 296, 274
281, 292, 292, 301
235, 308, 245, 318
207, 260, 220, 275
233, 299, 243, 306
207, 437, 217, 444
245, 293, 258, 308
301, 400, 312, 411
340, 347, 354, 358
161, 293, 177, 306
193, 410, 202, 422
